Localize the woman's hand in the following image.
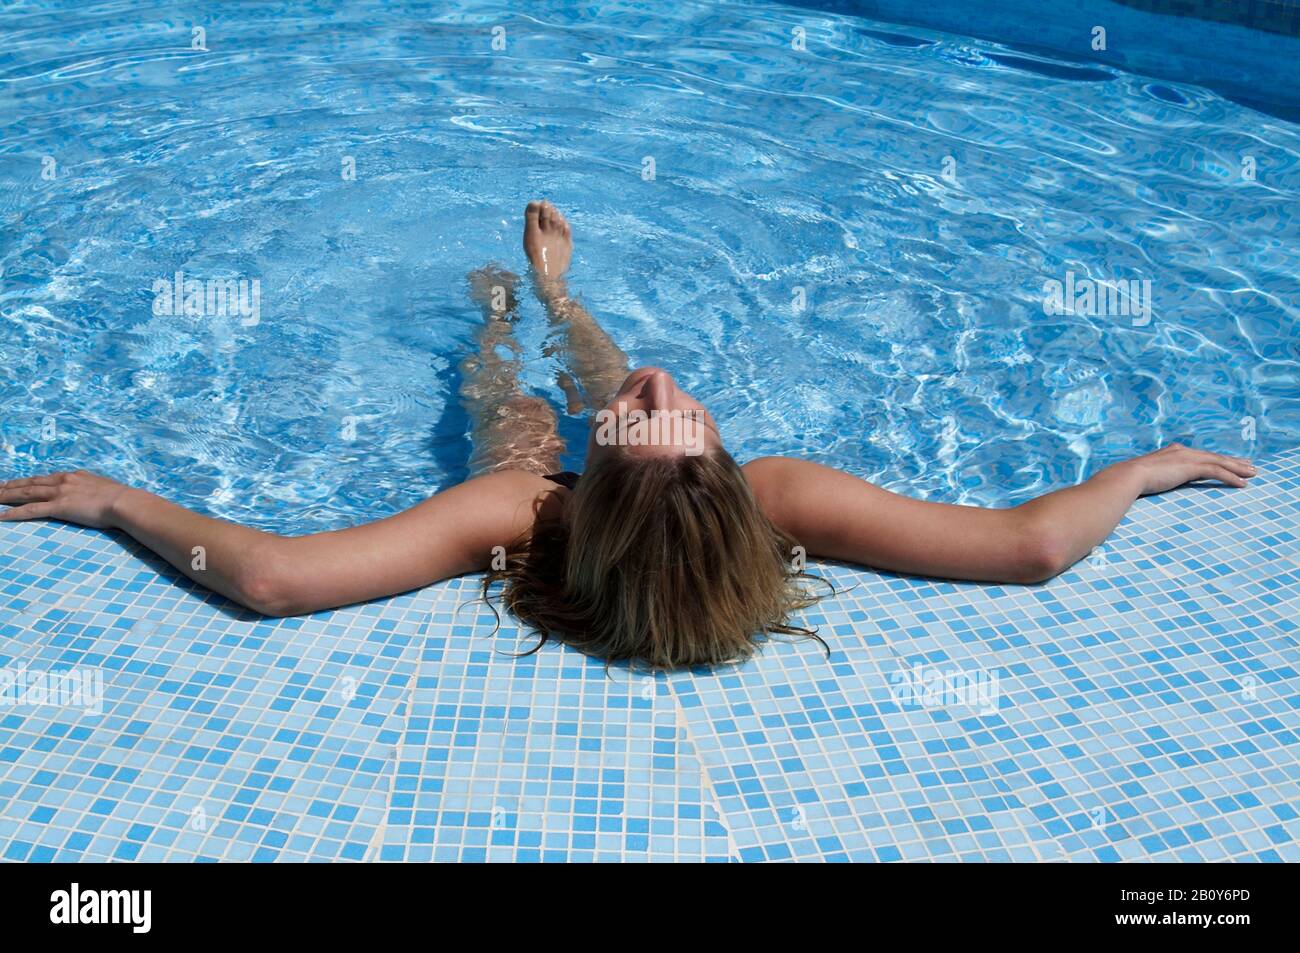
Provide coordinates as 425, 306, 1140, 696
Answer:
0, 471, 131, 529
1116, 443, 1258, 495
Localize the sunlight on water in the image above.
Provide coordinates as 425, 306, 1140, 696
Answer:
1, 0, 1297, 533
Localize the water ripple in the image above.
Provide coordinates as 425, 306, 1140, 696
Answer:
1, 0, 1297, 531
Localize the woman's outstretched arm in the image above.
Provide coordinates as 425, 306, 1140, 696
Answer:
743, 444, 1258, 585
0, 469, 554, 615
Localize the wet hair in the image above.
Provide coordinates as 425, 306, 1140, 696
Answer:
479, 447, 833, 670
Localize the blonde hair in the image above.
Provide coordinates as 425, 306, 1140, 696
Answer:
480, 447, 832, 670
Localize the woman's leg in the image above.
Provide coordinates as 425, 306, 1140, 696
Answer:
460, 265, 566, 476
522, 201, 631, 413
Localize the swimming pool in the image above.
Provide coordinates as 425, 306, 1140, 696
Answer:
1, 0, 1298, 865
3, 0, 1297, 533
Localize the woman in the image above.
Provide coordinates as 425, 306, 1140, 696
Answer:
0, 202, 1258, 669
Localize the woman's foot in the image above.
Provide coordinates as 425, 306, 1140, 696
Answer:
523, 200, 572, 296
467, 264, 520, 318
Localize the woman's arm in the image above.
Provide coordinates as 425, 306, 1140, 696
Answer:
743, 444, 1257, 585
0, 469, 556, 615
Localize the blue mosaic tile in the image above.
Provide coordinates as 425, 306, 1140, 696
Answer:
2, 447, 1298, 861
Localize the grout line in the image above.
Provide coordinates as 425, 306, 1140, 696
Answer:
666, 675, 741, 861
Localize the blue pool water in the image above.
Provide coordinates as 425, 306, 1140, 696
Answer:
2, 0, 1298, 535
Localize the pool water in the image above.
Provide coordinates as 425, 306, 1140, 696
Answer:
2, 0, 1298, 534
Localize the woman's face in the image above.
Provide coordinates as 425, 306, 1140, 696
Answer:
584, 367, 723, 465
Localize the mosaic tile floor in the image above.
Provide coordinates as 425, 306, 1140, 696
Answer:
1, 448, 1297, 862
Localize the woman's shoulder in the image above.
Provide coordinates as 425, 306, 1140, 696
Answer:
441, 468, 571, 548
